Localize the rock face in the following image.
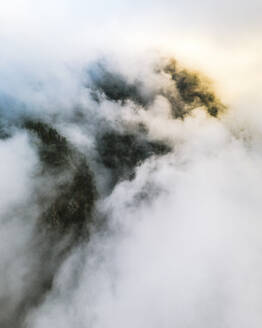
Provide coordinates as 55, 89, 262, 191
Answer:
163, 59, 226, 117
88, 62, 151, 106
88, 59, 225, 118
97, 131, 170, 184
0, 120, 97, 328
24, 120, 96, 233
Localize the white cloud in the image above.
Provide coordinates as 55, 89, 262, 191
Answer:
0, 1, 262, 327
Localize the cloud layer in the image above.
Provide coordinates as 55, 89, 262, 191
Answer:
0, 1, 262, 327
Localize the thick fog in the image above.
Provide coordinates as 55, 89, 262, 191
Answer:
0, 1, 262, 327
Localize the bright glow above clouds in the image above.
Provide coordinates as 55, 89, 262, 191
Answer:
1, 0, 262, 109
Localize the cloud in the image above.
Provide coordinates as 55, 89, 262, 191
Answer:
0, 1, 262, 327
25, 107, 262, 328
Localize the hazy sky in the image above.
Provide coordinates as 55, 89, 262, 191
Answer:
1, 0, 261, 109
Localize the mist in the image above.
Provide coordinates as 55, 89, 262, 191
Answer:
0, 1, 262, 327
